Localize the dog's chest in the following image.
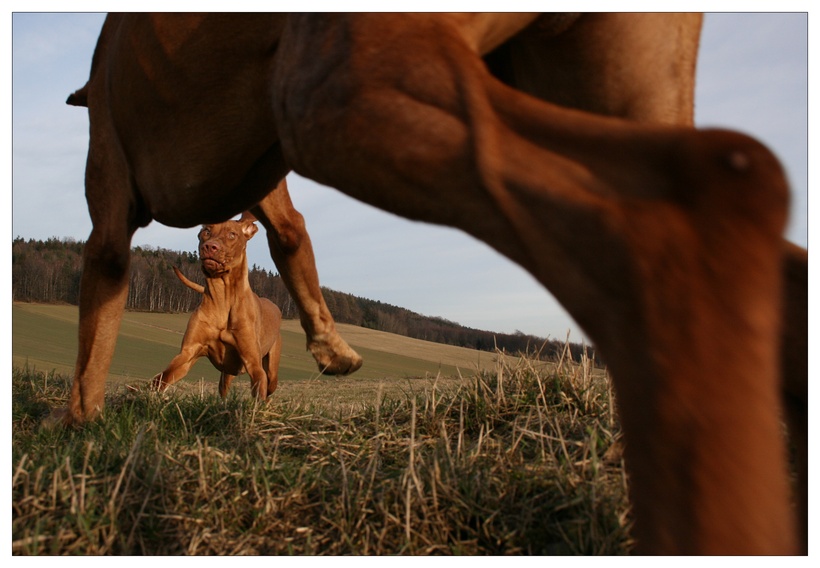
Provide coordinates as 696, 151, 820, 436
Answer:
206, 332, 244, 374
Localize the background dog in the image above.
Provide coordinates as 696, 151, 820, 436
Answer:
152, 213, 282, 399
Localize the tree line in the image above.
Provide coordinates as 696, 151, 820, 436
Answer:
12, 237, 599, 363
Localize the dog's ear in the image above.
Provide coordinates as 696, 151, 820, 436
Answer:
241, 220, 259, 240
238, 211, 259, 239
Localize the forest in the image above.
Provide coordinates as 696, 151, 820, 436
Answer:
11, 237, 599, 364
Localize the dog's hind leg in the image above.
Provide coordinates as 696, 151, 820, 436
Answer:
251, 180, 363, 376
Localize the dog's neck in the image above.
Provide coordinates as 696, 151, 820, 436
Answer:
201, 255, 251, 306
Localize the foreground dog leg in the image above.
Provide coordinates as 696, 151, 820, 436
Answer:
780, 242, 808, 552
50, 90, 146, 426
60, 225, 136, 426
273, 14, 797, 553
497, 13, 808, 553
251, 180, 363, 375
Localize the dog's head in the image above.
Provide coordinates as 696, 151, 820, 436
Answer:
197, 213, 258, 277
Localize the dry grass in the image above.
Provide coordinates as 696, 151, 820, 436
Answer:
12, 349, 632, 555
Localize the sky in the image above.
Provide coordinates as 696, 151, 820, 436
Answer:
9, 10, 809, 341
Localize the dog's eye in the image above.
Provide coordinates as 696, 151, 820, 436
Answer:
228, 232, 237, 240
200, 228, 210, 239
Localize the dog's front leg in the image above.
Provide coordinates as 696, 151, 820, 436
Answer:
231, 327, 269, 399
52, 115, 143, 426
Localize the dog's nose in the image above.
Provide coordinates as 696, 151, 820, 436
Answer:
202, 241, 220, 255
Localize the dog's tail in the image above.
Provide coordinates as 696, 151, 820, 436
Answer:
173, 266, 205, 294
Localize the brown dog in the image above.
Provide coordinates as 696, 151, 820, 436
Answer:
152, 214, 282, 399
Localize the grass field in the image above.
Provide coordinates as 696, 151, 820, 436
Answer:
12, 302, 629, 555
12, 302, 530, 404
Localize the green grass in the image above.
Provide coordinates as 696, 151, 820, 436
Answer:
12, 355, 631, 555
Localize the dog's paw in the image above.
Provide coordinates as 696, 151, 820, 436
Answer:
40, 406, 90, 430
308, 334, 364, 375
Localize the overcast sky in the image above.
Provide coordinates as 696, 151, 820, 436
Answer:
9, 11, 809, 340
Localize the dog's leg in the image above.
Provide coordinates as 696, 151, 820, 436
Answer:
780, 241, 807, 553
272, 14, 796, 553
151, 309, 212, 392
265, 334, 282, 397
251, 180, 363, 375
230, 327, 269, 399
496, 14, 807, 552
245, 362, 268, 400
62, 227, 135, 425
218, 372, 236, 398
49, 113, 144, 426
151, 345, 204, 391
